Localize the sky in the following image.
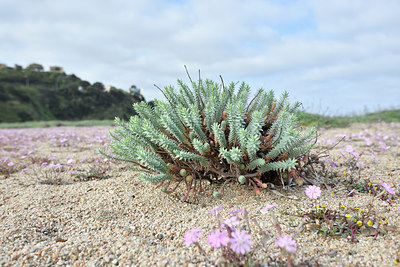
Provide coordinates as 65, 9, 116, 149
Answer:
1, 0, 399, 115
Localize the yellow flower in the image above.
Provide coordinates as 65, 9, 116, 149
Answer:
340, 205, 346, 209
354, 208, 359, 210
357, 221, 362, 226
353, 219, 357, 223
321, 205, 326, 208
378, 221, 382, 224
394, 259, 400, 265
368, 190, 371, 193
345, 214, 351, 218
367, 220, 373, 227
344, 171, 347, 175
316, 205, 320, 209
368, 182, 371, 186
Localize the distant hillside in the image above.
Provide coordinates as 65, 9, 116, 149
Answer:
0, 63, 145, 122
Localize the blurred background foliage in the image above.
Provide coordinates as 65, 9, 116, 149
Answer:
0, 63, 145, 122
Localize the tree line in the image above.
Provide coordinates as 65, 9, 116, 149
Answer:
0, 63, 145, 122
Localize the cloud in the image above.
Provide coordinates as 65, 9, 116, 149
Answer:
0, 0, 399, 114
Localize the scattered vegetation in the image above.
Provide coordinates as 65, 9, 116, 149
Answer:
74, 166, 111, 182
297, 109, 400, 128
0, 120, 115, 129
301, 204, 389, 242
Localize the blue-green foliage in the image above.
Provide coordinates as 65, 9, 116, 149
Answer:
101, 76, 316, 187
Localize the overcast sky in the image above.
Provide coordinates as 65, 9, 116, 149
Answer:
1, 0, 399, 115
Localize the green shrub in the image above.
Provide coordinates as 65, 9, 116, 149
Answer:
101, 74, 316, 200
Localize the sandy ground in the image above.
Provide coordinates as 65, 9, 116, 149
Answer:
0, 122, 399, 266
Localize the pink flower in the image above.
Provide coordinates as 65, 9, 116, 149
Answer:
275, 235, 297, 253
350, 151, 360, 159
229, 208, 246, 214
371, 154, 379, 163
210, 206, 223, 215
223, 216, 240, 228
305, 185, 321, 199
345, 145, 354, 153
184, 227, 202, 246
41, 162, 48, 167
381, 183, 396, 195
356, 161, 365, 169
207, 229, 230, 248
364, 138, 372, 146
52, 163, 62, 169
7, 162, 14, 167
229, 229, 252, 254
379, 142, 391, 151
261, 204, 277, 213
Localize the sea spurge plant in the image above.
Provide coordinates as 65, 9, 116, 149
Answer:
101, 70, 316, 199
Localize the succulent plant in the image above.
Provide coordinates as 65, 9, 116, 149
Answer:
100, 71, 316, 200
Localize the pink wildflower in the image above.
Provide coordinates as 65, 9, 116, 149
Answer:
364, 138, 372, 146
350, 151, 360, 159
371, 153, 379, 163
52, 163, 62, 169
7, 162, 14, 167
381, 183, 396, 195
305, 185, 321, 199
275, 235, 297, 253
223, 216, 240, 228
184, 227, 202, 246
207, 229, 230, 248
209, 206, 223, 215
229, 208, 246, 214
261, 204, 278, 213
345, 145, 354, 153
229, 230, 252, 254
379, 142, 391, 151
356, 161, 365, 169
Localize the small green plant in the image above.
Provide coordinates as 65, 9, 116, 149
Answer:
38, 163, 65, 185
74, 166, 111, 182
101, 70, 316, 200
343, 179, 397, 204
301, 204, 389, 242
